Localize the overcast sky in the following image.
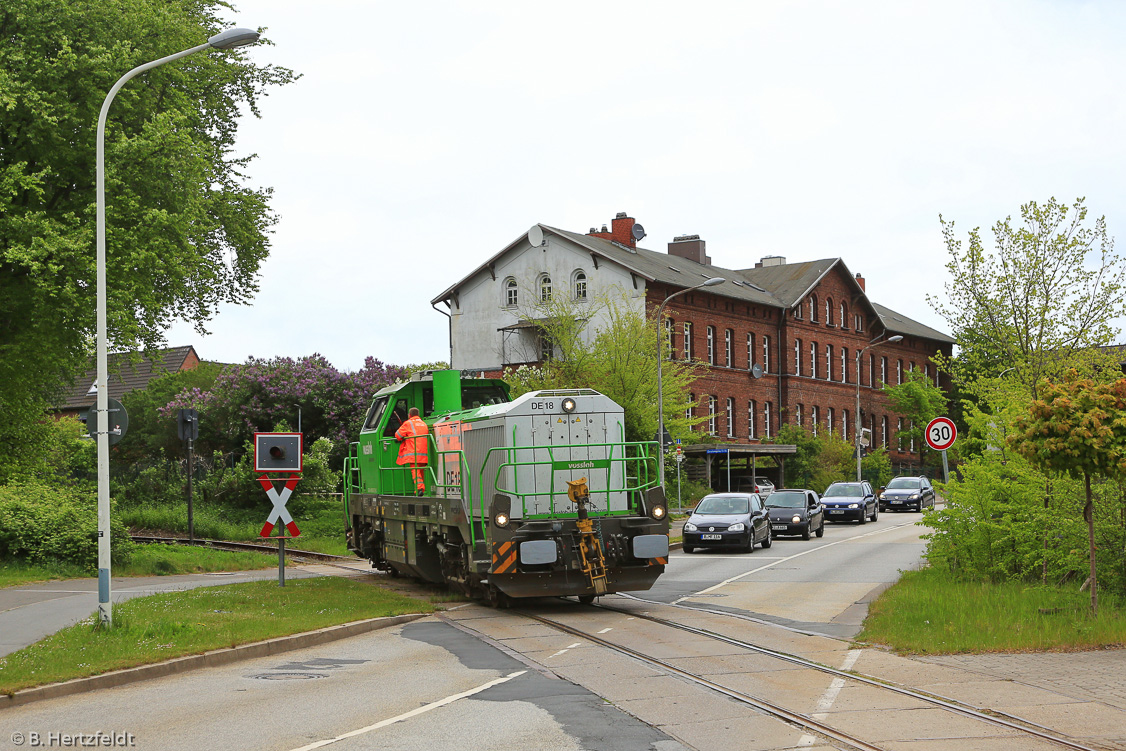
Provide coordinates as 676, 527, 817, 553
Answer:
164, 0, 1126, 371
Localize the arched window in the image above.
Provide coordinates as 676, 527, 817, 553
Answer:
664, 318, 674, 360
762, 335, 770, 373
826, 298, 834, 325
825, 344, 833, 381
747, 333, 755, 369
707, 326, 716, 365
539, 274, 552, 302
794, 338, 802, 375
855, 314, 864, 332
810, 341, 817, 378
709, 396, 718, 435
764, 402, 772, 437
881, 356, 888, 385
840, 347, 848, 383
748, 400, 756, 439
827, 408, 834, 436
504, 278, 518, 307
842, 409, 849, 437
811, 406, 819, 436
810, 295, 819, 322
572, 270, 587, 300
796, 403, 804, 427
897, 359, 903, 384
726, 397, 735, 438
725, 329, 733, 367
881, 415, 888, 447
840, 301, 848, 329
687, 393, 694, 422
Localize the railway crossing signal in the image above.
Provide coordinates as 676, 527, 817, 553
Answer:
254, 432, 303, 586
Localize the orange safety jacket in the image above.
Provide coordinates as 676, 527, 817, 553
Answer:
395, 415, 429, 465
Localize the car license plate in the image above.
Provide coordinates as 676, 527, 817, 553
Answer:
701, 534, 722, 540
891, 500, 902, 504
771, 524, 787, 531
829, 510, 844, 514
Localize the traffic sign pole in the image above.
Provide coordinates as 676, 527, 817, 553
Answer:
925, 417, 958, 484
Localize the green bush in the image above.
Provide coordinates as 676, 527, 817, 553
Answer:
0, 482, 134, 570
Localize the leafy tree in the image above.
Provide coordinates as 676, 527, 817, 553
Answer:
115, 362, 222, 464
0, 0, 296, 474
930, 198, 1125, 399
503, 292, 704, 444
1008, 374, 1126, 614
882, 368, 949, 468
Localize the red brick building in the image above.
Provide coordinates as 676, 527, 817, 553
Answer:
433, 213, 954, 470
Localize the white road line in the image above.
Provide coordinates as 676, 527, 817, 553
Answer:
286, 670, 526, 751
799, 649, 861, 745
597, 627, 613, 634
547, 642, 582, 658
673, 521, 916, 604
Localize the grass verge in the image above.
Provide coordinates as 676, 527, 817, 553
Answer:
858, 566, 1126, 654
0, 577, 433, 693
1, 546, 277, 590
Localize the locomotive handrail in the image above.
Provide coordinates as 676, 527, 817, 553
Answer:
479, 439, 658, 519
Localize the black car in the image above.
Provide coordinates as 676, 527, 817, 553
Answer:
879, 476, 936, 512
764, 489, 824, 540
682, 493, 772, 554
821, 481, 878, 524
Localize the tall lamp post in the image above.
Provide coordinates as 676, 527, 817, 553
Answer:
854, 334, 903, 482
656, 276, 725, 488
94, 27, 260, 627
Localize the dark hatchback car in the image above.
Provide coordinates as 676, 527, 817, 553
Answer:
879, 475, 936, 512
764, 489, 824, 540
682, 493, 772, 554
821, 481, 878, 524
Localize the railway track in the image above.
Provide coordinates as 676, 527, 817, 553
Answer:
508, 599, 1104, 751
129, 535, 357, 565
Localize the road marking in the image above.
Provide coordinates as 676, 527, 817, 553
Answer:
673, 521, 916, 604
597, 627, 612, 634
800, 649, 861, 745
286, 670, 525, 751
547, 642, 582, 658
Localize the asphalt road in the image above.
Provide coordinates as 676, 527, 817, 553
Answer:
656, 510, 930, 638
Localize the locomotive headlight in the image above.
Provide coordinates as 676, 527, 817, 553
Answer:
494, 512, 510, 528
650, 504, 666, 520
561, 397, 577, 413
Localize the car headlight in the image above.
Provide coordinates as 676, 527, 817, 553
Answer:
909, 493, 920, 500
728, 522, 745, 532
684, 522, 697, 532
848, 503, 859, 509
791, 515, 801, 523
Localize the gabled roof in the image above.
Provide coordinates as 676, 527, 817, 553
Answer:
432, 221, 953, 345
55, 346, 200, 411
871, 303, 956, 344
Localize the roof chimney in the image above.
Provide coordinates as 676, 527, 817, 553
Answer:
611, 212, 638, 248
668, 234, 711, 265
855, 272, 865, 291
759, 255, 786, 267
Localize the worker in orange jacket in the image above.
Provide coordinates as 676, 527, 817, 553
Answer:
395, 407, 429, 496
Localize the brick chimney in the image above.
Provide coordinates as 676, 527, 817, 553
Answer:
855, 272, 866, 291
587, 212, 641, 249
668, 234, 711, 265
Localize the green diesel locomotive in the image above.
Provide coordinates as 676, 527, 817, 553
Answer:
343, 369, 670, 604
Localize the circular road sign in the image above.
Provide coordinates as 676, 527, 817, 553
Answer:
925, 417, 957, 451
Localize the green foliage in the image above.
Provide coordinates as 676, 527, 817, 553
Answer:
503, 292, 704, 443
0, 482, 133, 570
882, 369, 949, 466
930, 198, 1126, 399
769, 425, 890, 493
0, 0, 297, 480
0, 416, 95, 486
116, 362, 222, 464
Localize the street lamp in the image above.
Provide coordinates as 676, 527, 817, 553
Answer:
94, 27, 260, 627
655, 276, 725, 488
854, 334, 903, 481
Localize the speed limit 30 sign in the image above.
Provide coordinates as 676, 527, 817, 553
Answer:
925, 417, 957, 451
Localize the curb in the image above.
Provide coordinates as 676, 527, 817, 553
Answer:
0, 613, 425, 711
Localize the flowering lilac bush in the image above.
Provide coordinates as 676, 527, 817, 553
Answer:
163, 355, 411, 468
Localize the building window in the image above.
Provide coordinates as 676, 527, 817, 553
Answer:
747, 333, 754, 370
764, 402, 772, 437
897, 359, 903, 385
881, 356, 888, 386
825, 344, 833, 381
881, 416, 888, 448
840, 301, 848, 329
897, 417, 904, 451
540, 333, 554, 361
827, 408, 834, 436
910, 361, 916, 374
910, 420, 916, 453
726, 397, 735, 438
763, 335, 770, 373
539, 274, 552, 302
869, 353, 875, 387
664, 318, 674, 359
707, 326, 716, 365
709, 396, 718, 435
810, 341, 817, 378
826, 298, 834, 326
725, 329, 733, 367
794, 338, 802, 375
855, 314, 864, 332
748, 400, 756, 439
573, 270, 587, 300
811, 406, 819, 436
842, 409, 849, 438
841, 347, 848, 383
683, 322, 692, 360
505, 278, 518, 307
794, 303, 803, 320
687, 393, 694, 422
810, 295, 819, 322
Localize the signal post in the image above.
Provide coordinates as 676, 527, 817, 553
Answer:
254, 433, 303, 586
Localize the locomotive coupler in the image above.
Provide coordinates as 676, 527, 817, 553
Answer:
567, 477, 608, 595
